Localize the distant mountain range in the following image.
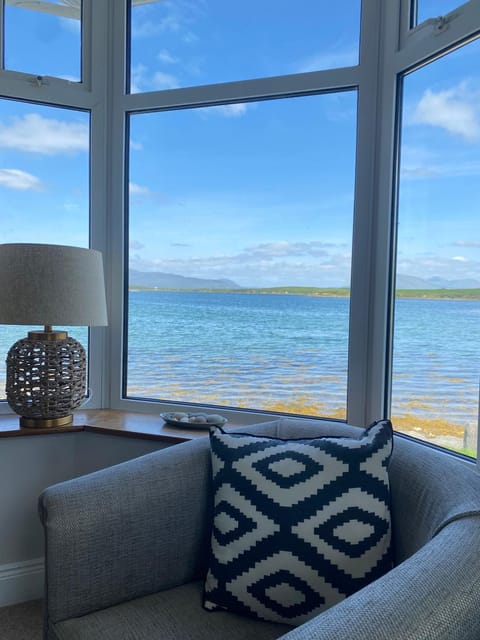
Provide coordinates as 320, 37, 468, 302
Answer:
129, 269, 241, 290
129, 269, 480, 291
395, 275, 480, 289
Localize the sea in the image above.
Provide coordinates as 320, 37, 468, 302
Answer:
126, 292, 478, 438
1, 291, 478, 445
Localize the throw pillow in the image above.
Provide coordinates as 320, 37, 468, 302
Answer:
203, 419, 393, 626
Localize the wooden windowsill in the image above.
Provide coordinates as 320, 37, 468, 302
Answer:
0, 409, 212, 443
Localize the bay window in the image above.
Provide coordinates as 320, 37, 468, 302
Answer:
0, 0, 478, 461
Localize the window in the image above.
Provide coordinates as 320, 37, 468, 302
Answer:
0, 1, 478, 462
129, 0, 361, 92
392, 37, 480, 457
126, 92, 357, 418
0, 99, 90, 399
3, 0, 82, 80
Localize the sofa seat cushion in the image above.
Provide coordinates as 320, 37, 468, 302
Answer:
50, 580, 289, 640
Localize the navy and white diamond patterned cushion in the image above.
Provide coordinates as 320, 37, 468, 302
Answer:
203, 419, 393, 626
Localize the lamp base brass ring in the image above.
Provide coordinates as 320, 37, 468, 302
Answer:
20, 415, 74, 429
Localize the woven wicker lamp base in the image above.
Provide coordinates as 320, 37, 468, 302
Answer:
6, 329, 87, 428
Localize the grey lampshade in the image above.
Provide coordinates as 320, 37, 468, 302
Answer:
0, 243, 108, 327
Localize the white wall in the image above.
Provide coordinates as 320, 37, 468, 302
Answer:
0, 432, 171, 606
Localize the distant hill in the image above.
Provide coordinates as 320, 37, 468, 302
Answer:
396, 274, 480, 289
129, 269, 479, 291
129, 269, 241, 290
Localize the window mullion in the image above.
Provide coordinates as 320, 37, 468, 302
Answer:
86, 0, 111, 410
347, 0, 401, 427
107, 0, 129, 411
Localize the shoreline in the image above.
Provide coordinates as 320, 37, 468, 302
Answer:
0, 379, 474, 457
124, 387, 477, 457
129, 286, 480, 301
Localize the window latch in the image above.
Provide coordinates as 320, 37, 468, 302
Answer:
30, 75, 49, 88
433, 11, 459, 34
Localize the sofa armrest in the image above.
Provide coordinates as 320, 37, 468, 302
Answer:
39, 437, 213, 624
281, 515, 480, 640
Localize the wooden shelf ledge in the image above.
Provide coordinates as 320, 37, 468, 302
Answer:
0, 409, 210, 443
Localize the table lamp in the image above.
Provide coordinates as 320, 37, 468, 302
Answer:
0, 243, 108, 428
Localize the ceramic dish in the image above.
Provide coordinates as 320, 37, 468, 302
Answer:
161, 412, 227, 430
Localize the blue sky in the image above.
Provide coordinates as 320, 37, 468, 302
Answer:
0, 0, 478, 287
130, 0, 360, 91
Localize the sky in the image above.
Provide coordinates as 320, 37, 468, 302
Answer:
0, 0, 478, 288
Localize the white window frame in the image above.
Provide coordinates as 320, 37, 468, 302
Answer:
107, 0, 366, 425
108, 0, 391, 427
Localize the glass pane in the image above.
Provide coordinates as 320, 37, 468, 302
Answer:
414, 0, 467, 27
0, 100, 90, 400
127, 92, 357, 419
129, 0, 360, 93
392, 38, 480, 457
4, 1, 81, 81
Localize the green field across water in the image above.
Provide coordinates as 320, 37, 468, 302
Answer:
129, 285, 480, 300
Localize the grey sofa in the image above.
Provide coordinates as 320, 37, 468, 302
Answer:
39, 418, 480, 640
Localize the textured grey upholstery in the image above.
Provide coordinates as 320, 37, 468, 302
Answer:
50, 581, 288, 640
39, 418, 480, 640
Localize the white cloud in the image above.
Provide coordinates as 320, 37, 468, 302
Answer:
151, 71, 179, 90
453, 240, 480, 247
296, 49, 358, 73
412, 84, 480, 142
0, 114, 88, 154
131, 16, 179, 39
129, 182, 152, 196
202, 103, 249, 118
245, 241, 334, 259
129, 240, 352, 287
130, 240, 145, 251
400, 143, 480, 180
130, 65, 144, 94
157, 49, 178, 64
401, 166, 441, 179
62, 202, 82, 212
130, 140, 144, 151
131, 64, 179, 93
219, 103, 248, 117
130, 231, 480, 286
396, 253, 480, 281
131, 0, 200, 40
0, 168, 43, 190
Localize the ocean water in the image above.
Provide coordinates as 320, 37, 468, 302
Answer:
391, 298, 479, 424
126, 291, 479, 440
127, 291, 350, 415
